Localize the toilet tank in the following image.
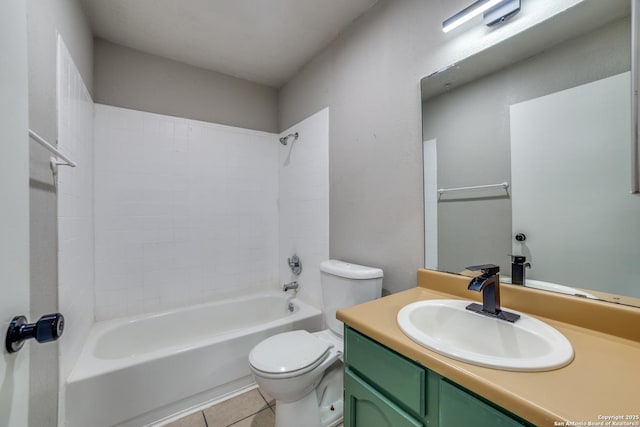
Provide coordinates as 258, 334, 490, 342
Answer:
320, 260, 384, 336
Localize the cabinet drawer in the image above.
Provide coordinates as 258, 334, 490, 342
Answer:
345, 328, 426, 416
439, 380, 527, 427
345, 369, 423, 427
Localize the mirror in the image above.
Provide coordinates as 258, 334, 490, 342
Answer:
421, 0, 640, 307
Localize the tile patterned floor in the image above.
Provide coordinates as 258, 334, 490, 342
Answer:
165, 387, 344, 427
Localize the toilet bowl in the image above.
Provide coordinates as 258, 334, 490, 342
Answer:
249, 330, 343, 427
248, 260, 383, 427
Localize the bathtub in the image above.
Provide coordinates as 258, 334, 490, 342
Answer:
64, 292, 322, 427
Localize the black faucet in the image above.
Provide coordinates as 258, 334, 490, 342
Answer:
465, 264, 520, 323
511, 255, 531, 285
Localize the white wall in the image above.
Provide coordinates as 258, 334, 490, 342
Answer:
56, 35, 95, 423
279, 108, 330, 310
0, 1, 29, 426
93, 105, 280, 320
93, 39, 279, 133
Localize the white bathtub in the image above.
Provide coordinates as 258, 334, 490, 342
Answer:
64, 292, 322, 427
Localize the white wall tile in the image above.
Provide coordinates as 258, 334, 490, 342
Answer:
91, 105, 328, 321
279, 108, 330, 311
56, 36, 95, 383
93, 105, 280, 319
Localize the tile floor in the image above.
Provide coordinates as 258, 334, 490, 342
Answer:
165, 387, 344, 427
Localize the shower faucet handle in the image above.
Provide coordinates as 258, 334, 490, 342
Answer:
288, 254, 302, 275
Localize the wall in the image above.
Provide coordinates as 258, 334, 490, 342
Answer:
0, 1, 29, 426
422, 139, 437, 270
56, 35, 95, 421
93, 105, 279, 320
278, 0, 587, 294
93, 39, 279, 133
279, 108, 330, 310
25, 0, 93, 425
422, 18, 629, 275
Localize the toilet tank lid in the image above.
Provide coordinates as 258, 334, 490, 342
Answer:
320, 260, 384, 279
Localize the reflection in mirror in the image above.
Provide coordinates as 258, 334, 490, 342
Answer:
421, 0, 640, 306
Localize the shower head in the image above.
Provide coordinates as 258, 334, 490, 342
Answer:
279, 132, 299, 146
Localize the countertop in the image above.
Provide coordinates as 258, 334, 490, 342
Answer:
336, 269, 640, 427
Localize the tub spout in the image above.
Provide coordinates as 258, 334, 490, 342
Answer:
283, 281, 299, 292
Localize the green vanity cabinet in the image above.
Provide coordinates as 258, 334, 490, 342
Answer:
343, 327, 533, 427
344, 369, 423, 427
344, 326, 426, 416
438, 380, 526, 427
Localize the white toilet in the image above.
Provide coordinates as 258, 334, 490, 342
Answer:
249, 259, 383, 427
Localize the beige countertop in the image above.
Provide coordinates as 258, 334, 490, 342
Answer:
337, 269, 640, 427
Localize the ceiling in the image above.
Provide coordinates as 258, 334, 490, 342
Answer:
80, 0, 380, 88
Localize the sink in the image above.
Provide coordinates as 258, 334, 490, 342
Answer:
397, 299, 573, 371
501, 277, 598, 299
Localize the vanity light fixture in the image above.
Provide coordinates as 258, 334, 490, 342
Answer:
442, 0, 521, 33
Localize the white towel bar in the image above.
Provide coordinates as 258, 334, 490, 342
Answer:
28, 129, 76, 168
438, 182, 509, 195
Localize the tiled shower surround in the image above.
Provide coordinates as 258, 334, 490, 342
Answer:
56, 36, 328, 426
92, 105, 328, 320
278, 108, 329, 310
57, 36, 95, 385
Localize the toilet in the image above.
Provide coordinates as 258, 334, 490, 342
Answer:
249, 259, 383, 427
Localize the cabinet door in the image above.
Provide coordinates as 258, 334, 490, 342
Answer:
344, 369, 424, 427
439, 380, 527, 427
345, 328, 426, 416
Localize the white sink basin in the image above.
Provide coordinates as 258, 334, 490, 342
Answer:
397, 299, 573, 372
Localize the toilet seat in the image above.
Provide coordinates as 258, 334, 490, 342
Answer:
312, 330, 343, 355
249, 330, 333, 379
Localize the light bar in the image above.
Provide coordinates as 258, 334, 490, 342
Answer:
442, 0, 504, 33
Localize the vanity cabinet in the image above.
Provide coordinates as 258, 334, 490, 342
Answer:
344, 370, 422, 427
343, 327, 532, 427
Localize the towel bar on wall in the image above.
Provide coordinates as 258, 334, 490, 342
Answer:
437, 181, 509, 195
28, 129, 76, 174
